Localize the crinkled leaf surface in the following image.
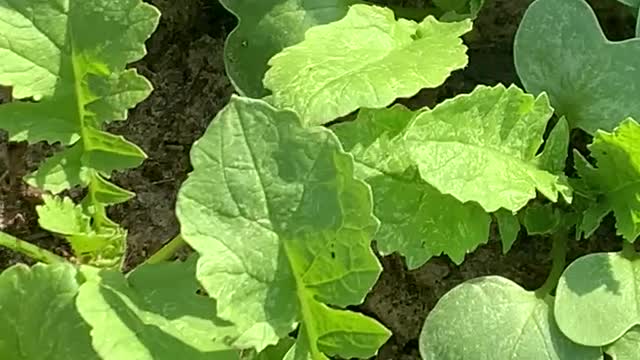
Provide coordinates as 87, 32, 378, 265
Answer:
176, 96, 390, 358
574, 119, 640, 242
332, 106, 490, 268
495, 209, 520, 253
77, 257, 239, 359
220, 0, 357, 97
264, 4, 471, 126
606, 327, 640, 360
0, 0, 158, 194
0, 263, 99, 359
514, 0, 640, 134
555, 251, 640, 346
404, 84, 571, 212
420, 276, 602, 360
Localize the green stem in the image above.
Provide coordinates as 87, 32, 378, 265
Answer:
0, 231, 65, 264
143, 234, 187, 265
536, 232, 568, 298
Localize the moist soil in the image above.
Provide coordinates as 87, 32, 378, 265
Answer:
0, 0, 636, 359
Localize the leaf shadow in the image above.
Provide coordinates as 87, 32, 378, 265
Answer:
561, 253, 620, 296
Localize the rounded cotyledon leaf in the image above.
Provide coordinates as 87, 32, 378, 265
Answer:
555, 251, 640, 346
515, 0, 640, 134
220, 0, 358, 97
264, 4, 471, 126
605, 326, 640, 360
420, 276, 602, 359
176, 96, 391, 358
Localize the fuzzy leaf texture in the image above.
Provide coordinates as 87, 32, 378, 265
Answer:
0, 0, 159, 196
220, 0, 357, 97
176, 96, 391, 358
264, 4, 472, 126
515, 0, 640, 134
332, 105, 491, 269
574, 119, 640, 242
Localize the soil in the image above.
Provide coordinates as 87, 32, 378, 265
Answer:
0, 0, 636, 359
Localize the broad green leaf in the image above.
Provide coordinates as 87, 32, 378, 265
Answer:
332, 106, 490, 268
606, 327, 640, 360
574, 119, 640, 242
404, 84, 571, 212
0, 263, 99, 359
264, 4, 471, 126
220, 0, 357, 97
176, 96, 390, 358
420, 276, 602, 360
522, 203, 562, 235
242, 338, 295, 360
555, 251, 640, 346
514, 0, 640, 134
495, 209, 520, 253
76, 257, 240, 360
0, 0, 159, 193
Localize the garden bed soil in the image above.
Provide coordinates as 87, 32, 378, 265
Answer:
0, 0, 636, 358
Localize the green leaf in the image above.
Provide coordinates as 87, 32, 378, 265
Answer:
420, 276, 602, 360
536, 118, 570, 174
404, 84, 571, 212
574, 119, 640, 242
0, 0, 159, 192
605, 327, 640, 360
332, 106, 490, 268
522, 203, 562, 235
264, 4, 471, 126
436, 0, 485, 21
176, 96, 390, 357
0, 263, 99, 359
514, 0, 640, 134
220, 0, 357, 97
555, 251, 640, 346
76, 257, 240, 359
242, 338, 295, 360
495, 209, 520, 253
617, 0, 640, 7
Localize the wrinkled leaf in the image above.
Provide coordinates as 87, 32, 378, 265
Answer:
420, 276, 602, 360
264, 4, 471, 125
605, 327, 640, 360
176, 96, 390, 358
220, 0, 357, 97
515, 0, 640, 134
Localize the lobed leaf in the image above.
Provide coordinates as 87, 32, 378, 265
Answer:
264, 4, 471, 126
515, 0, 640, 134
176, 96, 390, 357
420, 276, 602, 360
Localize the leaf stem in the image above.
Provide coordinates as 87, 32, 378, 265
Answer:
143, 234, 187, 265
536, 232, 568, 297
0, 231, 65, 264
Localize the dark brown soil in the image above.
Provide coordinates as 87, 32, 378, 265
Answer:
0, 0, 636, 359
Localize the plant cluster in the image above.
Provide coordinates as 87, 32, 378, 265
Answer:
0, 0, 639, 359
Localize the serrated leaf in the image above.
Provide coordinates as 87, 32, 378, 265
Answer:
0, 0, 159, 193
176, 96, 390, 358
574, 119, 640, 242
264, 4, 471, 126
420, 276, 602, 360
495, 209, 520, 253
555, 251, 640, 346
605, 327, 640, 360
76, 257, 240, 360
0, 263, 99, 359
332, 106, 490, 268
514, 0, 640, 134
220, 0, 357, 97
404, 84, 571, 212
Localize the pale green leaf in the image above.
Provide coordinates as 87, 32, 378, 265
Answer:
404, 84, 570, 212
420, 276, 602, 360
536, 118, 570, 175
514, 0, 640, 134
555, 251, 640, 346
76, 257, 240, 360
495, 209, 520, 253
606, 327, 640, 360
220, 0, 357, 97
0, 263, 99, 359
175, 96, 390, 357
332, 106, 490, 268
264, 4, 471, 125
574, 119, 640, 242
